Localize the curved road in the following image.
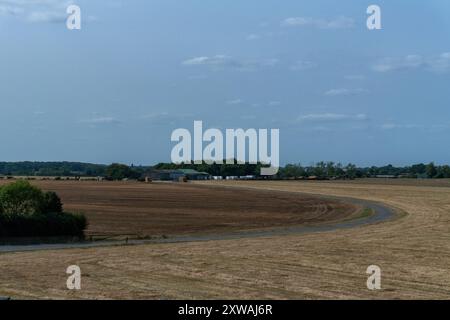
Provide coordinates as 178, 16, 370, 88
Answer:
0, 195, 396, 253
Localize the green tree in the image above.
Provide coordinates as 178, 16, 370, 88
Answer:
281, 164, 305, 178
105, 163, 138, 180
441, 165, 450, 178
0, 180, 44, 216
326, 162, 336, 178
411, 163, 426, 175
313, 162, 326, 177
345, 163, 357, 179
41, 191, 63, 213
0, 181, 87, 237
426, 162, 437, 178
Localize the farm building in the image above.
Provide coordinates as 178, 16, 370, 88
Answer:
143, 169, 183, 181
177, 169, 211, 180
375, 175, 398, 179
143, 169, 211, 181
239, 175, 257, 180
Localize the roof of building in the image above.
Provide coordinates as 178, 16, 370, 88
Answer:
178, 169, 210, 175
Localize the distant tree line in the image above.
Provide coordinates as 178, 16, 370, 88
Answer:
0, 162, 149, 180
1, 161, 450, 180
155, 161, 450, 179
278, 162, 450, 179
0, 162, 107, 177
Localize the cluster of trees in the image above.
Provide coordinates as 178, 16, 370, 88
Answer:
0, 181, 87, 237
104, 163, 145, 180
278, 162, 358, 179
0, 162, 107, 177
278, 162, 450, 179
0, 162, 150, 180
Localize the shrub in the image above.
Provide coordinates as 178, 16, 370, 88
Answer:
0, 180, 87, 237
0, 180, 44, 216
0, 212, 87, 237
42, 191, 63, 213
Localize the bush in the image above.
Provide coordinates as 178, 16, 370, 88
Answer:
42, 191, 63, 213
0, 180, 44, 216
0, 180, 87, 237
0, 212, 87, 237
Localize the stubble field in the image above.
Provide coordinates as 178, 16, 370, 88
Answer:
1, 179, 449, 299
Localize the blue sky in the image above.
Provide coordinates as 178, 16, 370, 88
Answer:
0, 0, 449, 166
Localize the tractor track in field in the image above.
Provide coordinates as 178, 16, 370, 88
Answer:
0, 192, 396, 254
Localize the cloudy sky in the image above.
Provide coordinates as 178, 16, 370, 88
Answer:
1, 0, 449, 166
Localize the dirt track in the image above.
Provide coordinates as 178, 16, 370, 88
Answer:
1, 180, 450, 299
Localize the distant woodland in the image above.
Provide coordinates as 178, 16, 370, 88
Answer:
1, 161, 449, 180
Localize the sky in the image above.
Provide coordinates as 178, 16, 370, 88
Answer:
0, 0, 449, 166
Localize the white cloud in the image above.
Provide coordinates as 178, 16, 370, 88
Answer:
226, 99, 243, 105
187, 74, 208, 80
297, 113, 368, 122
82, 116, 121, 125
428, 52, 450, 73
344, 75, 366, 80
268, 101, 281, 106
381, 123, 449, 131
373, 53, 450, 73
182, 56, 221, 66
290, 60, 317, 71
324, 88, 369, 96
381, 123, 422, 130
240, 115, 257, 120
259, 58, 279, 67
246, 34, 261, 41
141, 112, 192, 126
373, 54, 423, 72
27, 10, 64, 22
281, 16, 354, 29
182, 55, 279, 71
310, 126, 332, 132
0, 0, 73, 23
0, 4, 23, 15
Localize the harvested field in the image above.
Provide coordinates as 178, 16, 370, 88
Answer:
310, 178, 450, 188
1, 180, 450, 299
0, 180, 358, 237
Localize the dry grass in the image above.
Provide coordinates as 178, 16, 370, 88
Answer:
1, 180, 450, 299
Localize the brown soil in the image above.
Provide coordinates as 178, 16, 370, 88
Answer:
0, 180, 358, 238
